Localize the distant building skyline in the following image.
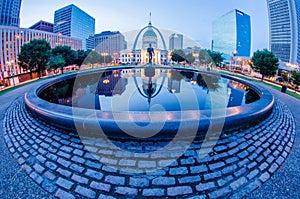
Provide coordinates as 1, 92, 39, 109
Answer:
54, 4, 95, 50
19, 1, 270, 54
92, 31, 127, 56
169, 33, 183, 50
267, 0, 300, 65
212, 9, 251, 61
0, 0, 22, 27
29, 20, 54, 33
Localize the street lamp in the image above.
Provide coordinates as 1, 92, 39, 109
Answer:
101, 53, 108, 66
232, 50, 238, 70
8, 60, 15, 87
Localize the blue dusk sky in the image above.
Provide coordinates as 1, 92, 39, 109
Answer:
20, 0, 269, 54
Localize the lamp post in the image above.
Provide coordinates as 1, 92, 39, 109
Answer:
101, 53, 108, 66
8, 60, 15, 87
232, 50, 238, 70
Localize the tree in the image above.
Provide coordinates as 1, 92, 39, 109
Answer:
171, 49, 186, 63
185, 53, 195, 64
207, 50, 224, 67
292, 70, 300, 92
75, 49, 90, 67
51, 46, 78, 66
198, 49, 212, 65
48, 55, 66, 73
251, 49, 279, 81
18, 39, 51, 78
85, 51, 101, 66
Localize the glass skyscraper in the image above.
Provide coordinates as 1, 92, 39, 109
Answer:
212, 9, 251, 61
169, 33, 183, 50
54, 4, 95, 50
267, 0, 300, 64
0, 0, 22, 27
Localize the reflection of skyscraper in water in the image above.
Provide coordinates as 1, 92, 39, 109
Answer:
95, 70, 128, 110
227, 81, 246, 107
96, 71, 127, 96
168, 78, 181, 93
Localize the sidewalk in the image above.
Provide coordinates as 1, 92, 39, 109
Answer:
248, 84, 300, 198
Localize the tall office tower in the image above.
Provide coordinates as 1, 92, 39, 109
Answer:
54, 4, 95, 50
267, 0, 300, 64
93, 31, 127, 55
0, 0, 22, 27
212, 9, 251, 61
169, 33, 183, 50
29, 20, 54, 33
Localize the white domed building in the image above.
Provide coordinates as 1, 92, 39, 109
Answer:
120, 18, 168, 65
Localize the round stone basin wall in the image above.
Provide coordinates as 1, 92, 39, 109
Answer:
24, 66, 274, 138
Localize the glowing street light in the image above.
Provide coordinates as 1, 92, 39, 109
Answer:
8, 60, 15, 87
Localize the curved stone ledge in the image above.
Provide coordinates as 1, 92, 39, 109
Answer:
3, 97, 296, 198
24, 66, 274, 138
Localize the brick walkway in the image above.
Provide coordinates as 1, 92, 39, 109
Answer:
2, 94, 296, 198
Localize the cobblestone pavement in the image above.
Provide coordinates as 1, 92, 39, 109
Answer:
2, 94, 296, 199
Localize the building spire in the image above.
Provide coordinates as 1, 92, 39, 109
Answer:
148, 12, 152, 26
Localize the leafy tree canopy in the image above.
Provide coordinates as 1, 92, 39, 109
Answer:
51, 46, 78, 66
48, 55, 66, 71
18, 39, 51, 77
251, 49, 279, 81
171, 49, 186, 63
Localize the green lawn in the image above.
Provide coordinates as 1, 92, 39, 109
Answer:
219, 71, 300, 100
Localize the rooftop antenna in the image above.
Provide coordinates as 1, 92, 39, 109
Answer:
149, 12, 152, 25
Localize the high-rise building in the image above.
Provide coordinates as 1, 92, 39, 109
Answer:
0, 26, 82, 86
169, 33, 183, 50
212, 9, 251, 61
54, 4, 95, 50
267, 0, 300, 64
92, 31, 127, 55
0, 0, 22, 27
29, 20, 54, 33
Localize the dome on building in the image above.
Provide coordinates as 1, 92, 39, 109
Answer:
143, 28, 157, 38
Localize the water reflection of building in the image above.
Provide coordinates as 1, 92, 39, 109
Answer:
120, 15, 168, 65
227, 80, 248, 107
96, 70, 127, 96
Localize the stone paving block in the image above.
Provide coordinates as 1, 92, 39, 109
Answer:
230, 177, 247, 190
259, 172, 270, 182
85, 169, 104, 180
209, 186, 231, 198
75, 185, 96, 199
57, 158, 71, 168
167, 186, 193, 196
71, 156, 85, 164
29, 171, 43, 185
105, 175, 125, 185
204, 171, 222, 181
178, 175, 201, 184
56, 168, 72, 178
129, 177, 149, 187
209, 162, 225, 171
152, 177, 175, 186
119, 159, 136, 167
143, 188, 165, 197
71, 174, 89, 184
55, 177, 74, 190
90, 181, 111, 192
115, 187, 138, 197
169, 167, 188, 175
42, 179, 57, 193
196, 181, 216, 191
55, 189, 75, 199
138, 160, 156, 168
190, 165, 208, 174
85, 160, 102, 169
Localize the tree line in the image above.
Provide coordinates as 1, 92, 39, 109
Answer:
18, 39, 113, 77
